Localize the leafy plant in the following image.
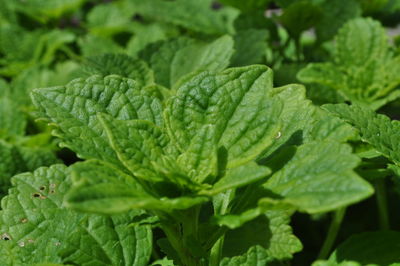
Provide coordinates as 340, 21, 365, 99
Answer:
1, 0, 400, 265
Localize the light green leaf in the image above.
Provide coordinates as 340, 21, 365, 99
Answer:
130, 0, 238, 35
202, 163, 271, 196
323, 104, 400, 165
31, 75, 163, 165
220, 245, 271, 266
312, 260, 361, 266
328, 231, 400, 265
66, 160, 208, 213
98, 114, 169, 181
87, 3, 134, 36
219, 0, 271, 12
79, 34, 124, 57
335, 18, 387, 67
165, 65, 283, 168
299, 18, 400, 109
146, 35, 234, 88
177, 125, 218, 184
83, 54, 154, 87
0, 165, 152, 265
264, 141, 373, 213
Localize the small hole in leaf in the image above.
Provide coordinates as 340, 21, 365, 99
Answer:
18, 242, 25, 247
20, 218, 28, 223
32, 193, 41, 198
39, 186, 46, 191
49, 184, 56, 189
49, 189, 55, 194
1, 233, 11, 241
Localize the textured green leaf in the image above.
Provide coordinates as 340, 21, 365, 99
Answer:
298, 18, 400, 109
0, 165, 152, 265
328, 231, 400, 265
165, 65, 282, 168
130, 0, 238, 35
177, 125, 218, 184
312, 261, 361, 266
264, 141, 373, 213
220, 245, 271, 266
231, 29, 269, 67
222, 209, 302, 260
83, 54, 154, 87
66, 160, 208, 213
98, 114, 169, 181
146, 36, 234, 88
259, 83, 314, 158
31, 75, 163, 165
324, 104, 400, 165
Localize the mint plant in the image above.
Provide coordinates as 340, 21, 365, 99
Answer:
1, 0, 400, 265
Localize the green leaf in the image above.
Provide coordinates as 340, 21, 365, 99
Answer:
202, 163, 271, 196
222, 209, 302, 261
145, 35, 234, 88
83, 54, 154, 87
231, 29, 269, 67
177, 124, 218, 184
312, 261, 361, 266
328, 231, 400, 265
219, 0, 271, 12
264, 141, 373, 213
66, 160, 208, 213
78, 34, 124, 57
279, 1, 322, 38
323, 103, 400, 165
315, 0, 361, 42
87, 3, 134, 36
220, 245, 271, 266
31, 75, 163, 165
299, 18, 400, 109
0, 165, 152, 265
335, 18, 387, 68
0, 96, 26, 139
165, 65, 283, 168
98, 114, 169, 181
130, 0, 238, 35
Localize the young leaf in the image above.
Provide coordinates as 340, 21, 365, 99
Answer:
98, 114, 169, 181
66, 160, 208, 214
31, 75, 163, 165
0, 165, 152, 265
165, 65, 283, 168
231, 29, 269, 67
298, 18, 400, 109
263, 141, 373, 213
324, 103, 400, 165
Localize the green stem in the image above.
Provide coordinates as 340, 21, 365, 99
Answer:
375, 179, 390, 230
317, 208, 346, 260
209, 237, 225, 266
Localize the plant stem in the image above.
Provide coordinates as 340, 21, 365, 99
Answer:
209, 237, 225, 266
317, 207, 346, 260
375, 179, 390, 230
